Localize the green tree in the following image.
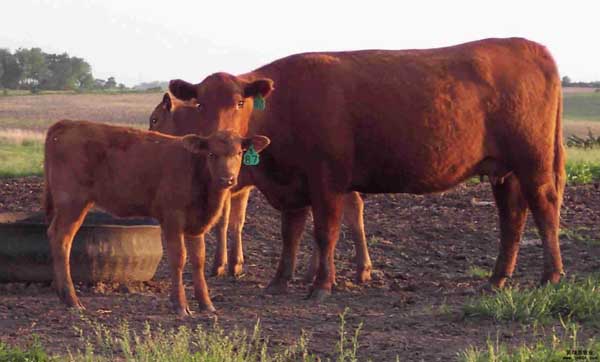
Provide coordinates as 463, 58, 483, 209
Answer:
15, 48, 50, 90
0, 49, 22, 88
562, 76, 572, 86
104, 76, 117, 89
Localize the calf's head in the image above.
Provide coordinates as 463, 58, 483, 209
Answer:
183, 131, 270, 188
149, 93, 201, 135
168, 72, 274, 136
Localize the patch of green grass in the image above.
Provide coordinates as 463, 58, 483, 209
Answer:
463, 276, 600, 324
565, 147, 600, 184
62, 308, 364, 362
0, 337, 55, 362
564, 92, 600, 122
0, 138, 43, 178
459, 321, 600, 362
467, 266, 492, 279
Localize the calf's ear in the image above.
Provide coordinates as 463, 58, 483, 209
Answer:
243, 135, 271, 153
169, 79, 197, 101
243, 79, 274, 99
161, 93, 172, 111
182, 135, 209, 154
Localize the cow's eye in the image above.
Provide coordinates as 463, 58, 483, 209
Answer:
196, 103, 203, 111
151, 118, 157, 124
208, 152, 215, 158
236, 100, 245, 109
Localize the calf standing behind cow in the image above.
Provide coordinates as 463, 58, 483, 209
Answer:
167, 37, 566, 300
149, 93, 373, 285
44, 120, 269, 315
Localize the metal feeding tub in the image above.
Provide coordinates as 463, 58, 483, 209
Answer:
0, 211, 163, 283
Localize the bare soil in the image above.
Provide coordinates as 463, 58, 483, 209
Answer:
0, 177, 599, 361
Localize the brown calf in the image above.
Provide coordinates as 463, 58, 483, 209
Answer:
169, 38, 566, 300
44, 120, 270, 315
149, 94, 373, 286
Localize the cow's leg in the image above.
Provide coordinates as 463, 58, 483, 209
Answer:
343, 192, 372, 284
211, 196, 230, 277
186, 234, 215, 313
228, 188, 251, 276
48, 201, 91, 309
489, 175, 528, 288
162, 225, 191, 316
266, 207, 310, 294
520, 174, 564, 284
308, 180, 344, 300
304, 243, 319, 283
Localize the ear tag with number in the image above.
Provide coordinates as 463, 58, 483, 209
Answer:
243, 144, 260, 166
253, 95, 266, 110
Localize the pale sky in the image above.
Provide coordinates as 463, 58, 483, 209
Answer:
1, 0, 599, 86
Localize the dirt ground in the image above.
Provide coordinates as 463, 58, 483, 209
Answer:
0, 177, 599, 361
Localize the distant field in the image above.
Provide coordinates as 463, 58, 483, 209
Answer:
0, 90, 599, 138
563, 91, 600, 122
0, 92, 163, 130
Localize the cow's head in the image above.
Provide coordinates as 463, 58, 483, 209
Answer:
149, 93, 202, 135
182, 130, 270, 189
168, 72, 274, 136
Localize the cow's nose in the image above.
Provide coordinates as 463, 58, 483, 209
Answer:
220, 176, 236, 187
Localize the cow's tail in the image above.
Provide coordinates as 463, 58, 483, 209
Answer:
553, 87, 566, 209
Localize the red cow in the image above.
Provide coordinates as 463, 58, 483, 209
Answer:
44, 120, 269, 314
149, 93, 373, 284
168, 38, 566, 299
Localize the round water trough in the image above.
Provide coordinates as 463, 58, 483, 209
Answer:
0, 211, 162, 283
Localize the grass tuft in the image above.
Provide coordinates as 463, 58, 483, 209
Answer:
463, 276, 600, 324
459, 320, 600, 362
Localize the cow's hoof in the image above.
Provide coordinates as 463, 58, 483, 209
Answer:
307, 288, 331, 302
229, 263, 244, 277
355, 266, 372, 284
211, 264, 227, 278
488, 276, 508, 289
199, 303, 217, 314
541, 271, 563, 285
265, 279, 289, 295
174, 305, 193, 317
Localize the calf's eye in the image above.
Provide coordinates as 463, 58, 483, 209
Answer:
151, 119, 157, 124
236, 100, 245, 109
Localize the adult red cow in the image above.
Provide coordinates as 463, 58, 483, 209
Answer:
169, 38, 566, 299
149, 93, 373, 284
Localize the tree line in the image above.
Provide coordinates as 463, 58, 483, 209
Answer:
562, 76, 600, 88
0, 47, 126, 92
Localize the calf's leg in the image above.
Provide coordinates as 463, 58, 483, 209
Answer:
265, 207, 310, 294
489, 174, 528, 288
48, 201, 91, 309
186, 234, 215, 312
343, 192, 372, 283
211, 196, 230, 277
162, 225, 191, 316
228, 188, 251, 276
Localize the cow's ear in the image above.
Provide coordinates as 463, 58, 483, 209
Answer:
243, 135, 271, 153
182, 135, 209, 154
161, 93, 172, 111
243, 79, 274, 99
169, 79, 197, 101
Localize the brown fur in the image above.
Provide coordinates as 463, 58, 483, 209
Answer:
44, 120, 270, 314
149, 94, 373, 284
169, 38, 566, 297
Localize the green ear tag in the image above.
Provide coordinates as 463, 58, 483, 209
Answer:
253, 95, 266, 110
243, 144, 260, 166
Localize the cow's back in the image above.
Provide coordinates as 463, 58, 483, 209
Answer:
250, 38, 561, 194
